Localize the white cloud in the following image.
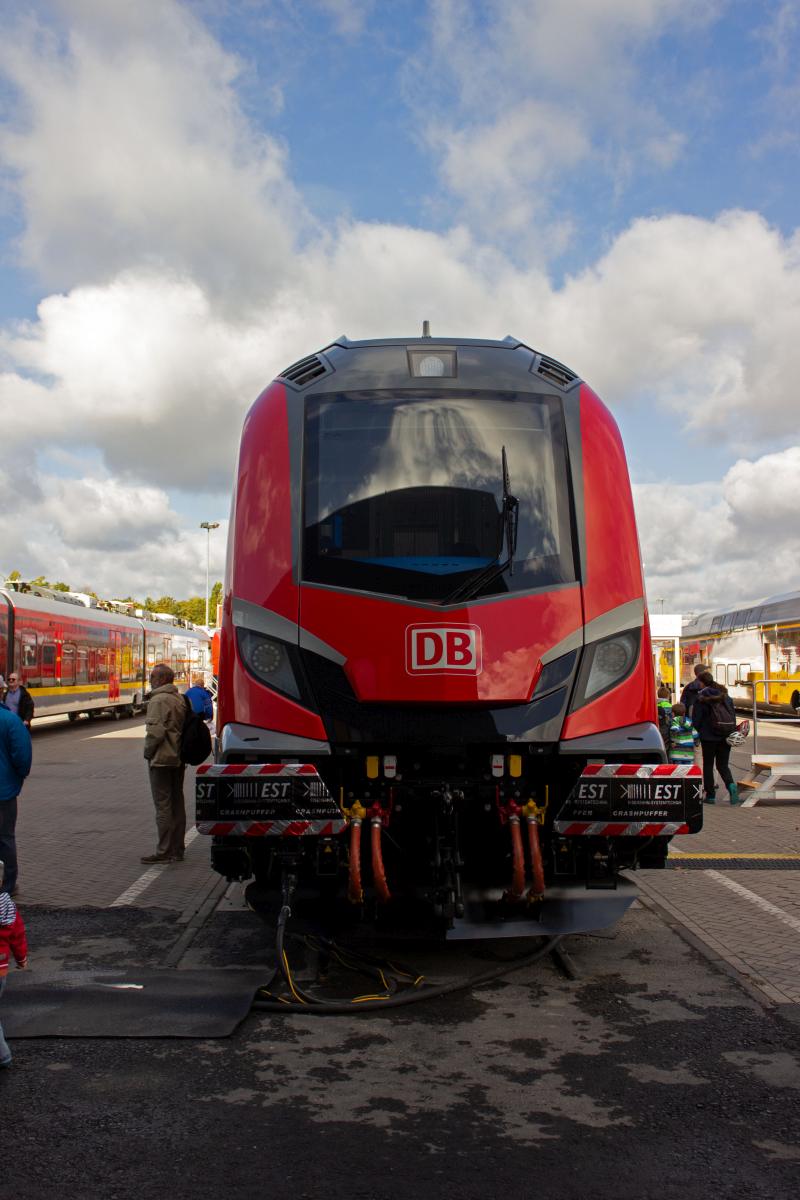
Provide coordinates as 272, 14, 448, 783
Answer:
722, 446, 800, 532
2, 207, 800, 571
636, 446, 800, 613
313, 0, 374, 37
41, 477, 181, 552
0, 1, 308, 303
429, 101, 589, 235
0, 0, 798, 608
0, 463, 227, 598
408, 0, 716, 236
540, 210, 800, 445
0, 271, 275, 489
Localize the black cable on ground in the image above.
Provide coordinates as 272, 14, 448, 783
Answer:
550, 940, 581, 980
251, 932, 562, 1015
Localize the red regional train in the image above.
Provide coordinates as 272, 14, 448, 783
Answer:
199, 334, 702, 938
0, 586, 210, 721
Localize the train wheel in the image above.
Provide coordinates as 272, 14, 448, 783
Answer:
68, 712, 78, 723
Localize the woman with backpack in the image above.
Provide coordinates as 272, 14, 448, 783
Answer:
692, 671, 741, 805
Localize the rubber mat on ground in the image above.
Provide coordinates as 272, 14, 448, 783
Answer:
2, 968, 270, 1038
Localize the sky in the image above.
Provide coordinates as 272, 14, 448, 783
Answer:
0, 0, 799, 614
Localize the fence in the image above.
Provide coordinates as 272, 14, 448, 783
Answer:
735, 679, 800, 755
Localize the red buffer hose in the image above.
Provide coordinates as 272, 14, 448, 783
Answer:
348, 819, 364, 904
504, 815, 526, 903
526, 817, 546, 901
370, 817, 392, 904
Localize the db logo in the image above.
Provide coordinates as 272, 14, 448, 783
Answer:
406, 624, 482, 675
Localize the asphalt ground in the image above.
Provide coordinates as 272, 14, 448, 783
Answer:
2, 714, 800, 1199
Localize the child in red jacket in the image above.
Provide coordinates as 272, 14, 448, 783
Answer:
0, 858, 28, 1067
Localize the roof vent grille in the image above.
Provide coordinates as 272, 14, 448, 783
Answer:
534, 355, 578, 389
279, 354, 329, 389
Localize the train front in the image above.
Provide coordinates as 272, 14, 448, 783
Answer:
202, 335, 702, 937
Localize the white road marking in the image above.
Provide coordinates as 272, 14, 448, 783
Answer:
706, 869, 800, 935
109, 826, 201, 907
90, 725, 146, 739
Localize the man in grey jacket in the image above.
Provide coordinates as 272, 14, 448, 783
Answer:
141, 663, 187, 864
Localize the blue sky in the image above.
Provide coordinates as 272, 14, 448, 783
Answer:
0, 0, 799, 609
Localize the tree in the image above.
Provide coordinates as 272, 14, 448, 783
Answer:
152, 596, 178, 614
175, 597, 205, 625
29, 575, 71, 591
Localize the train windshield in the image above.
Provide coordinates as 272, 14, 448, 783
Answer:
303, 390, 576, 603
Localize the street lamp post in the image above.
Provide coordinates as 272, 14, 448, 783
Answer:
200, 522, 220, 628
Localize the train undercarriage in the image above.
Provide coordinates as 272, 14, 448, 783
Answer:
197, 745, 703, 940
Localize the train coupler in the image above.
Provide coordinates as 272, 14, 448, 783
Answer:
210, 842, 252, 881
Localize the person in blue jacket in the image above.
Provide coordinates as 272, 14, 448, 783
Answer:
692, 671, 740, 806
0, 700, 33, 897
184, 674, 214, 721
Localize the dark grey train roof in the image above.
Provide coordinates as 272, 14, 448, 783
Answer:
278, 335, 583, 396
683, 590, 800, 637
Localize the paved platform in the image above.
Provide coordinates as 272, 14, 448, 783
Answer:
18, 716, 220, 918
639, 734, 800, 1006
15, 713, 800, 1013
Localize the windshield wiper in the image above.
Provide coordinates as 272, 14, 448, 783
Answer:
440, 446, 519, 606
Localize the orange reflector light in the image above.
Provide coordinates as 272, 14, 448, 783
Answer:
509, 755, 522, 778
366, 756, 379, 779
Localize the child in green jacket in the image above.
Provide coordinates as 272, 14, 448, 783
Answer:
666, 702, 699, 764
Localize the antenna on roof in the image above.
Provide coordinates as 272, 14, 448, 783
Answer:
422, 320, 431, 338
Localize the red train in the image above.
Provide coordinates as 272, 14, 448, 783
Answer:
0, 586, 210, 720
201, 335, 702, 937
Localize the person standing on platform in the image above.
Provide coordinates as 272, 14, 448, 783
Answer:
0, 858, 29, 1067
666, 702, 699, 765
141, 663, 187, 865
692, 671, 740, 805
656, 685, 673, 746
184, 674, 213, 722
679, 663, 708, 721
1, 673, 34, 729
0, 698, 32, 897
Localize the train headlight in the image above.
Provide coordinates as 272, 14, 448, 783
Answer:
236, 628, 303, 701
571, 629, 640, 709
408, 347, 457, 378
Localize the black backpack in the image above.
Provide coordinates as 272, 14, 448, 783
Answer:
709, 697, 736, 736
180, 695, 212, 766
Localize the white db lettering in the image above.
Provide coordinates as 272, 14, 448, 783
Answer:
406, 625, 481, 675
